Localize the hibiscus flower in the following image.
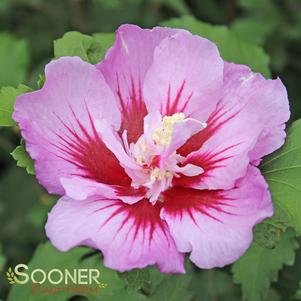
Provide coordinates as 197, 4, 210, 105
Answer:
13, 24, 290, 273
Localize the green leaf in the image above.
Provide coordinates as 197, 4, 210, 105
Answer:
118, 265, 192, 300
261, 119, 301, 234
108, 289, 147, 301
253, 206, 292, 249
189, 270, 240, 301
161, 16, 270, 77
232, 230, 299, 301
0, 245, 6, 273
231, 17, 274, 45
90, 33, 115, 64
148, 273, 192, 301
54, 31, 93, 61
0, 85, 32, 126
8, 242, 125, 301
37, 74, 45, 89
0, 33, 29, 87
119, 269, 151, 292
54, 31, 114, 64
11, 140, 35, 175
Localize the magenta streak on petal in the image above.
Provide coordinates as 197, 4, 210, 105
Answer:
191, 142, 243, 170
178, 104, 240, 156
174, 143, 242, 187
114, 185, 147, 199
116, 74, 147, 144
162, 187, 235, 225
165, 80, 193, 116
94, 199, 169, 249
48, 106, 131, 186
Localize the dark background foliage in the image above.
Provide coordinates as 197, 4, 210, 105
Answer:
0, 0, 300, 300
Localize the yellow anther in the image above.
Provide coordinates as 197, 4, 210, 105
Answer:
133, 141, 148, 165
150, 168, 162, 180
162, 113, 185, 126
152, 113, 185, 146
150, 168, 173, 181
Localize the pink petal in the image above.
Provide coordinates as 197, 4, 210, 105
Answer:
60, 177, 116, 200
60, 177, 146, 204
97, 24, 184, 143
161, 166, 273, 269
94, 119, 140, 170
13, 57, 130, 195
143, 31, 223, 121
223, 62, 290, 164
177, 63, 289, 187
143, 111, 163, 145
45, 197, 185, 273
164, 118, 207, 158
176, 83, 265, 190
174, 163, 204, 177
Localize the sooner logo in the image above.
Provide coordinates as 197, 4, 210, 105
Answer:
6, 264, 105, 286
